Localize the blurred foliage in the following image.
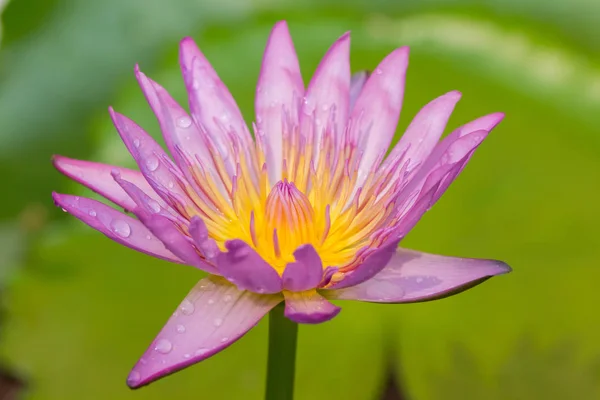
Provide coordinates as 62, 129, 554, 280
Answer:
1, 0, 600, 399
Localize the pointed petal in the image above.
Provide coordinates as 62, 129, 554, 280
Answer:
135, 68, 215, 174
326, 239, 400, 290
127, 277, 282, 388
216, 239, 282, 294
282, 245, 323, 292
52, 193, 181, 263
141, 214, 218, 274
283, 290, 340, 324
349, 70, 369, 110
384, 91, 462, 173
325, 249, 511, 303
349, 47, 409, 188
109, 108, 196, 212
52, 156, 160, 211
179, 37, 251, 176
301, 32, 351, 153
255, 21, 304, 184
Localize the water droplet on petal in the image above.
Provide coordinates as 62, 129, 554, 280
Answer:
167, 181, 174, 189
146, 234, 152, 240
177, 116, 192, 128
415, 277, 424, 283
180, 299, 195, 315
147, 199, 161, 213
223, 295, 232, 303
195, 348, 208, 356
154, 339, 172, 354
176, 324, 186, 334
110, 220, 131, 238
375, 68, 383, 75
133, 139, 141, 148
183, 353, 191, 359
145, 156, 159, 172
61, 208, 67, 213
207, 298, 215, 305
213, 318, 223, 327
88, 210, 97, 217
220, 337, 229, 343
192, 79, 200, 90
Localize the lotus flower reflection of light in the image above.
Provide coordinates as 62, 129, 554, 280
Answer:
52, 21, 511, 388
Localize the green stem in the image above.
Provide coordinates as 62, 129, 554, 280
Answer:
265, 303, 298, 400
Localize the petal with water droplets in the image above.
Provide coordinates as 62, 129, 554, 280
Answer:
127, 277, 282, 388
325, 249, 511, 303
51, 193, 181, 263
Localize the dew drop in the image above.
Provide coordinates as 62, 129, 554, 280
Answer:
192, 79, 200, 90
195, 348, 208, 356
220, 337, 229, 343
146, 234, 152, 240
207, 298, 215, 305
110, 219, 131, 238
88, 210, 97, 217
61, 208, 67, 212
213, 318, 223, 327
128, 371, 141, 385
147, 199, 161, 213
154, 339, 172, 354
177, 116, 192, 128
375, 68, 383, 75
223, 295, 232, 303
167, 181, 174, 189
145, 156, 159, 172
183, 353, 191, 359
180, 299, 195, 315
415, 277, 424, 283
133, 138, 141, 148
176, 324, 186, 334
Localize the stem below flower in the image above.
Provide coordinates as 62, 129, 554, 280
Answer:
265, 303, 298, 400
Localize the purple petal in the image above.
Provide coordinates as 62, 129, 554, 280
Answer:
179, 37, 251, 177
189, 216, 220, 261
52, 193, 182, 263
127, 277, 282, 388
255, 21, 304, 184
349, 47, 409, 188
141, 214, 218, 274
384, 91, 462, 174
327, 239, 401, 290
349, 71, 369, 110
216, 239, 282, 294
52, 156, 160, 211
135, 68, 217, 177
301, 32, 350, 153
325, 248, 511, 303
109, 108, 195, 212
282, 245, 324, 292
283, 290, 341, 324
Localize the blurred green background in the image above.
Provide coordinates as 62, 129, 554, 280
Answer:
1, 0, 599, 399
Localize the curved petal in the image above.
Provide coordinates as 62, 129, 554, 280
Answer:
141, 214, 218, 274
255, 21, 304, 184
349, 47, 409, 188
216, 239, 283, 294
325, 248, 511, 303
179, 37, 251, 178
282, 244, 323, 292
189, 216, 220, 261
52, 193, 182, 263
301, 32, 350, 154
384, 91, 462, 174
109, 108, 197, 214
283, 290, 340, 324
52, 156, 160, 211
349, 71, 369, 110
127, 277, 282, 388
326, 239, 401, 290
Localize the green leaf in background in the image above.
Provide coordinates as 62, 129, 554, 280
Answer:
1, 1, 600, 399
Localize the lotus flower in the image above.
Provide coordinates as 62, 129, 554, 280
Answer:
52, 21, 510, 388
